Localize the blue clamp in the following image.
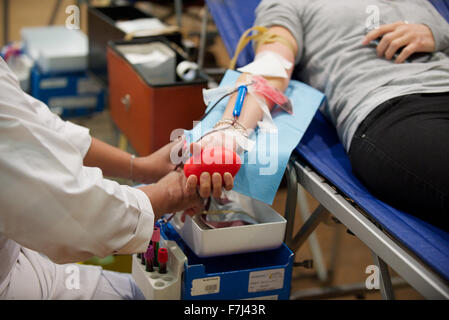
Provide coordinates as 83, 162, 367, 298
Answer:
232, 85, 248, 118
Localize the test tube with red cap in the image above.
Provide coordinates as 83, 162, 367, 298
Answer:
152, 227, 160, 267
158, 248, 168, 274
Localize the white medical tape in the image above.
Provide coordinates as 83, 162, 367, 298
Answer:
256, 51, 293, 70
176, 61, 199, 81
237, 51, 292, 79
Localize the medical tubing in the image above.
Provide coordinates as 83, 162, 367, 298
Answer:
200, 89, 237, 121
200, 81, 255, 122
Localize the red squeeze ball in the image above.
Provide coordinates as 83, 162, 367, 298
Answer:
183, 146, 241, 182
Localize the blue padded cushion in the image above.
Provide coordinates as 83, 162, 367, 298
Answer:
206, 0, 449, 281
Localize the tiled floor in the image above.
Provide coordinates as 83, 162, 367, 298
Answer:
4, 1, 424, 299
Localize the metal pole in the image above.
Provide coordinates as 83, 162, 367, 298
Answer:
297, 183, 329, 282
197, 5, 208, 69
372, 251, 396, 300
284, 160, 298, 246
326, 224, 343, 284
3, 0, 9, 46
289, 204, 330, 253
174, 0, 182, 28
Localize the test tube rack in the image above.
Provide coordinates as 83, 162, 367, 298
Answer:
132, 238, 187, 300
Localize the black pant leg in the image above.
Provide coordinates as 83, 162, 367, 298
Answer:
348, 93, 449, 232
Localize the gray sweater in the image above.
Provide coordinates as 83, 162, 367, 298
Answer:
254, 0, 449, 151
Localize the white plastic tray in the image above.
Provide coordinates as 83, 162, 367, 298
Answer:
21, 26, 88, 73
131, 238, 186, 300
170, 192, 286, 257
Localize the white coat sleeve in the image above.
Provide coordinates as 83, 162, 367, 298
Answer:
0, 59, 155, 264
24, 91, 93, 158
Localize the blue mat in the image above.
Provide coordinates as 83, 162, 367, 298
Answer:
206, 0, 449, 281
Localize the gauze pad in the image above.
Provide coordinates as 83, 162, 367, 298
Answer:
237, 51, 293, 78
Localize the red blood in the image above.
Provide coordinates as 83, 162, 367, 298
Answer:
183, 147, 241, 182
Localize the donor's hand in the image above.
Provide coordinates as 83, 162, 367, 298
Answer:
362, 21, 436, 63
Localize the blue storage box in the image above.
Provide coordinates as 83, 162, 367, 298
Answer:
30, 65, 105, 118
159, 220, 294, 300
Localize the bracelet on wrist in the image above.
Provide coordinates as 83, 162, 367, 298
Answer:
129, 154, 136, 180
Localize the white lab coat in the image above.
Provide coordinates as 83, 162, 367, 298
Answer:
0, 58, 154, 299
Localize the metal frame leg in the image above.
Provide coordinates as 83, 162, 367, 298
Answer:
289, 204, 331, 254
284, 160, 298, 246
327, 224, 343, 284
372, 251, 396, 300
285, 160, 333, 282
285, 159, 331, 254
297, 184, 329, 282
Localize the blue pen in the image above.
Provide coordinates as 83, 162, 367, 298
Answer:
233, 85, 248, 118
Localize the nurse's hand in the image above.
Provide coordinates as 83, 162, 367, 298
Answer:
138, 169, 204, 219
132, 139, 182, 183
362, 21, 436, 63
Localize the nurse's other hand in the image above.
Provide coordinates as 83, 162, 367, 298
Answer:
139, 169, 204, 219
362, 21, 436, 63
132, 139, 182, 183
